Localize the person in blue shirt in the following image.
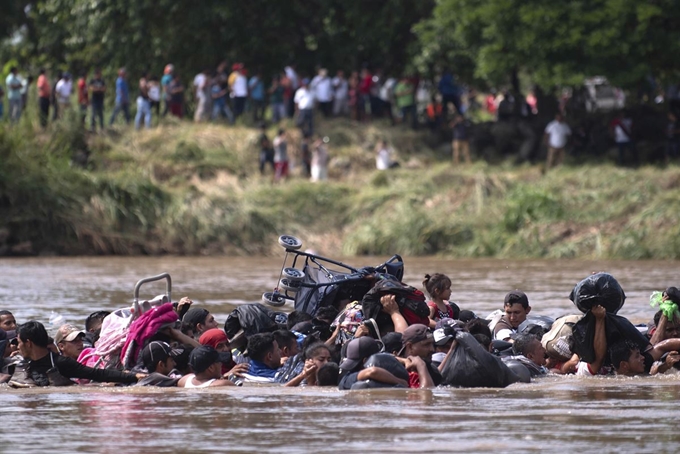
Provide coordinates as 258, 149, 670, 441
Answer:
249, 71, 266, 123
109, 68, 131, 126
242, 333, 281, 383
161, 64, 174, 118
6, 67, 23, 123
438, 69, 463, 122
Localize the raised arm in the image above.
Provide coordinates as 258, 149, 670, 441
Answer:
589, 305, 607, 373
380, 295, 408, 334
357, 366, 408, 387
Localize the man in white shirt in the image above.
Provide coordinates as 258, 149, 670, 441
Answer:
332, 70, 349, 117
310, 68, 333, 117
294, 78, 315, 135
55, 73, 73, 119
193, 69, 211, 123
231, 66, 248, 119
544, 113, 571, 170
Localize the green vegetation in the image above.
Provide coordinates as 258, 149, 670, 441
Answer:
2, 118, 680, 259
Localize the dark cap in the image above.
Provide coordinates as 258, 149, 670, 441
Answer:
339, 337, 380, 372
504, 290, 529, 308
401, 324, 433, 345
189, 345, 221, 373
433, 328, 455, 346
381, 332, 403, 354
182, 307, 210, 329
458, 310, 478, 323
141, 341, 181, 370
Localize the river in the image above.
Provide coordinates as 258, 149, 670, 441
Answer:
2, 256, 680, 453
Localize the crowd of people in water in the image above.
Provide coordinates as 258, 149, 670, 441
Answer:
2, 268, 680, 390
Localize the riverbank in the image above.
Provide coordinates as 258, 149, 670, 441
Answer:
2, 117, 679, 259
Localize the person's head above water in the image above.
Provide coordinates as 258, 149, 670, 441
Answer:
0, 310, 17, 332
182, 307, 219, 338
54, 324, 86, 360
273, 330, 299, 359
401, 324, 434, 362
247, 333, 281, 369
610, 340, 646, 376
141, 341, 178, 375
504, 290, 531, 328
339, 337, 381, 374
422, 274, 452, 301
189, 345, 222, 379
17, 321, 50, 360
512, 334, 546, 366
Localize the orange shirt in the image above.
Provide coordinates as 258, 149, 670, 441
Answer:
37, 74, 50, 98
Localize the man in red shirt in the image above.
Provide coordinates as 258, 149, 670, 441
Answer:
36, 69, 51, 128
399, 324, 442, 388
77, 72, 89, 125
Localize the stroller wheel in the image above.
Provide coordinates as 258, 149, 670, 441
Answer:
278, 235, 302, 250
262, 291, 287, 307
279, 278, 301, 293
282, 267, 305, 281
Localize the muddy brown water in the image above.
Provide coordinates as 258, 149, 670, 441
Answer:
2, 256, 680, 453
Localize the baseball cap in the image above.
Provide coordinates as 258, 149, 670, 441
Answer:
339, 337, 381, 372
433, 328, 455, 346
381, 332, 403, 354
141, 341, 181, 370
458, 310, 478, 323
401, 324, 433, 345
189, 345, 221, 373
54, 324, 85, 344
504, 290, 529, 307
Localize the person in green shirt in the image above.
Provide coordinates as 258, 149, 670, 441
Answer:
395, 77, 417, 130
5, 67, 23, 123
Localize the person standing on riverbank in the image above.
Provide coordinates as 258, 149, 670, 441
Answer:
610, 110, 636, 165
273, 128, 289, 182
294, 78, 315, 136
36, 69, 51, 128
135, 72, 152, 130
89, 68, 106, 132
311, 135, 328, 182
451, 115, 472, 165
77, 72, 89, 125
55, 73, 73, 119
544, 112, 571, 170
109, 68, 131, 126
6, 67, 23, 123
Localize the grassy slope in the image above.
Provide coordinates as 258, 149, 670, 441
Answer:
2, 116, 680, 259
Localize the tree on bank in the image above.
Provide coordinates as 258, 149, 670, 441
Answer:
0, 0, 434, 78
414, 0, 680, 91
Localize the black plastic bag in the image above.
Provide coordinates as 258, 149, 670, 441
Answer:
361, 275, 430, 331
440, 332, 520, 388
569, 273, 626, 314
571, 312, 650, 364
350, 353, 409, 389
224, 303, 280, 339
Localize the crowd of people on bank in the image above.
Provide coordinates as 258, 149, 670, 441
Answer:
3, 61, 680, 172
2, 269, 680, 390
0, 63, 467, 133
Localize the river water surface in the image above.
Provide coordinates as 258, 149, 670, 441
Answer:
2, 256, 680, 453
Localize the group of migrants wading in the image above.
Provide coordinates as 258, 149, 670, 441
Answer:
2, 235, 680, 390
